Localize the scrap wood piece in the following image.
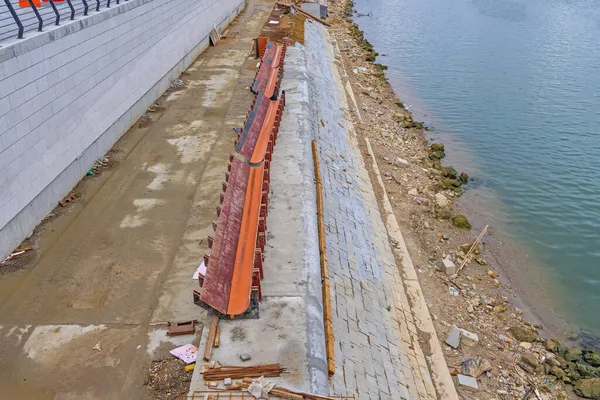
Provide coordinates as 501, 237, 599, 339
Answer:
458, 225, 489, 273
214, 327, 220, 348
203, 315, 219, 361
312, 140, 335, 376
59, 191, 78, 207
292, 5, 331, 27
203, 364, 285, 380
209, 24, 221, 46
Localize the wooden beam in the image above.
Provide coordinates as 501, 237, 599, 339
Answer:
203, 315, 219, 361
311, 140, 335, 376
214, 327, 221, 348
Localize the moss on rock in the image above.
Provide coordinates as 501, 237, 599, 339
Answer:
452, 215, 472, 229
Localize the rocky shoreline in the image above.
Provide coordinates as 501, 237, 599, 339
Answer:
326, 0, 600, 398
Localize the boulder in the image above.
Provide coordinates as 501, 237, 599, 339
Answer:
585, 351, 600, 367
431, 143, 445, 152
509, 326, 538, 342
521, 353, 539, 368
550, 366, 567, 380
452, 215, 472, 229
443, 167, 458, 179
565, 348, 583, 362
435, 193, 449, 208
430, 150, 445, 160
544, 338, 560, 353
547, 357, 561, 367
575, 378, 600, 399
459, 172, 469, 183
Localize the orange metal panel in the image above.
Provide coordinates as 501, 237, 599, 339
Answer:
264, 68, 280, 99
250, 100, 279, 164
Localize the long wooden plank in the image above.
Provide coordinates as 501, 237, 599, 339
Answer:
311, 140, 335, 376
203, 315, 219, 361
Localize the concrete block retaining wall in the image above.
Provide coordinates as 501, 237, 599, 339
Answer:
0, 0, 244, 258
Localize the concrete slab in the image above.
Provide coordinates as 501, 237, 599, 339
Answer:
189, 42, 328, 396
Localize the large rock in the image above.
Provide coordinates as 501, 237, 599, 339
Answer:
565, 348, 583, 362
585, 351, 600, 367
575, 378, 600, 399
544, 338, 560, 352
431, 143, 445, 152
509, 326, 538, 342
521, 353, 539, 368
550, 366, 567, 380
452, 215, 472, 229
443, 167, 458, 179
435, 193, 449, 208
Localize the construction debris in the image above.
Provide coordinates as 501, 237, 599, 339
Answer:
214, 327, 220, 348
1, 247, 33, 264
59, 191, 78, 207
170, 344, 198, 364
167, 320, 197, 336
203, 315, 219, 361
445, 325, 462, 348
202, 364, 286, 380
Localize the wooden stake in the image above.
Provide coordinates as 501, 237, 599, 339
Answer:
203, 315, 219, 361
458, 225, 488, 273
214, 327, 220, 348
312, 140, 335, 376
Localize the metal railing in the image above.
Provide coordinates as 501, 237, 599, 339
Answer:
1, 0, 129, 43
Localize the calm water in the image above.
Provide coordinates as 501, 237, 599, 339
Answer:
352, 0, 600, 334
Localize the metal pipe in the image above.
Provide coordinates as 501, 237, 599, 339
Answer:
27, 0, 43, 32
4, 0, 24, 39
47, 0, 60, 25
65, 0, 75, 20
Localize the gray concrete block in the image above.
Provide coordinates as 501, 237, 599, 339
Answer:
457, 374, 478, 389
442, 257, 457, 275
445, 324, 462, 349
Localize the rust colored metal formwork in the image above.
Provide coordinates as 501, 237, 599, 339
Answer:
236, 92, 271, 155
200, 158, 250, 315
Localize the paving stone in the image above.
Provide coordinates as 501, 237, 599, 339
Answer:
304, 23, 434, 400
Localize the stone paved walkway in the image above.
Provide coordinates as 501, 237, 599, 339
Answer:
303, 23, 438, 400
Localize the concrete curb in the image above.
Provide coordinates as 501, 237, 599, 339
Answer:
364, 137, 459, 400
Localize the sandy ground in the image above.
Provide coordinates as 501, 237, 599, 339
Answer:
0, 1, 274, 398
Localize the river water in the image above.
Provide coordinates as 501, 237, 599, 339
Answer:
352, 0, 600, 336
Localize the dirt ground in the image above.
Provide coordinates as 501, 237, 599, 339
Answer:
0, 0, 275, 398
